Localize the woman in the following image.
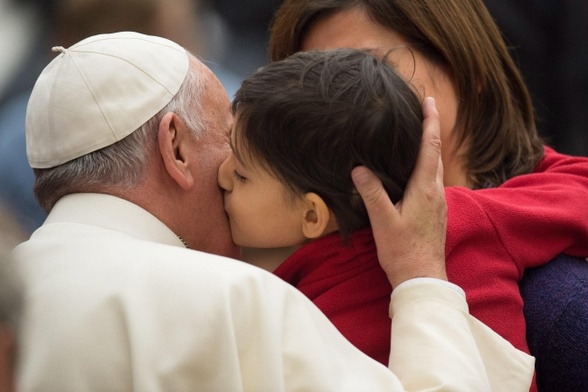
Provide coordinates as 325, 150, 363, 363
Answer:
267, 1, 588, 391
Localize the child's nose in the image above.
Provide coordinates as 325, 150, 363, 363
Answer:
218, 156, 233, 192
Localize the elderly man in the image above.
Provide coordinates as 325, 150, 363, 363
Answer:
10, 32, 533, 391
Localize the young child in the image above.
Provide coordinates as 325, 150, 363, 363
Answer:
218, 48, 423, 365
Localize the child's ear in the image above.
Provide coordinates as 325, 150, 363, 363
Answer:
301, 192, 331, 239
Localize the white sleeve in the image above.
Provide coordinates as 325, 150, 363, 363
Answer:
236, 271, 534, 391
388, 280, 535, 391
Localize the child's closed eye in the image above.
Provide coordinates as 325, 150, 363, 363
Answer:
232, 170, 247, 182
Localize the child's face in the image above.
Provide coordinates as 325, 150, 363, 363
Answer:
218, 127, 308, 249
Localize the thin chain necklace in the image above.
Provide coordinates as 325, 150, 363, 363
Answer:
177, 236, 190, 249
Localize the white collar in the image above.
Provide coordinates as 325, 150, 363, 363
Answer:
44, 193, 186, 249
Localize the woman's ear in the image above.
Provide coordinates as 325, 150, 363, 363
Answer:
301, 192, 332, 239
158, 112, 195, 190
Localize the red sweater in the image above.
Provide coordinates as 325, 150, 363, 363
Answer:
274, 147, 588, 391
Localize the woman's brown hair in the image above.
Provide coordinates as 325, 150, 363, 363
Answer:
269, 0, 545, 188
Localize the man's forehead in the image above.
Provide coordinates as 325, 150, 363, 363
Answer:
193, 62, 233, 134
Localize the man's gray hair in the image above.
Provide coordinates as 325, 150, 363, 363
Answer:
33, 58, 207, 212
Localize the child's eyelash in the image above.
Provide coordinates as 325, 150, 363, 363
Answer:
232, 170, 247, 182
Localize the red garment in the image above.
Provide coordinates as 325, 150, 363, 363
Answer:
274, 147, 588, 392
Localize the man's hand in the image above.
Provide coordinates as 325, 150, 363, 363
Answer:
352, 97, 447, 288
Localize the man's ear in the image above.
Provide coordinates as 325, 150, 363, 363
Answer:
158, 112, 194, 190
301, 192, 332, 239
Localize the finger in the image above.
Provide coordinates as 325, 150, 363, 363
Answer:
409, 97, 442, 190
352, 166, 398, 226
423, 98, 445, 187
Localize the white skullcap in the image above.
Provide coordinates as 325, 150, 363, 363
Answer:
26, 31, 190, 168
